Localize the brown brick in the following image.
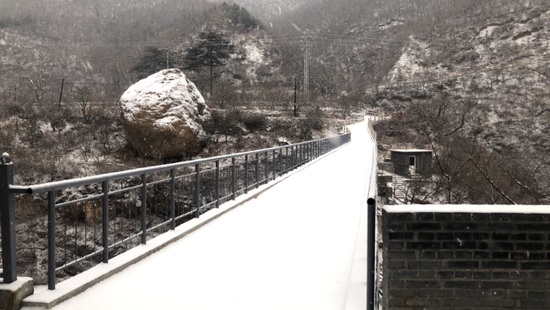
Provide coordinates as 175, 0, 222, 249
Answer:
405, 297, 442, 307
389, 232, 414, 240
519, 299, 550, 307
408, 223, 441, 230
418, 232, 435, 240
388, 251, 416, 260
407, 242, 440, 250
416, 212, 434, 220
388, 213, 412, 221
516, 242, 545, 251
405, 280, 441, 288
471, 289, 506, 298
389, 270, 418, 279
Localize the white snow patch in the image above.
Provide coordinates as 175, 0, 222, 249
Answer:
479, 25, 498, 38
389, 49, 423, 83
244, 43, 264, 64
515, 33, 535, 45
388, 37, 432, 83
378, 19, 405, 30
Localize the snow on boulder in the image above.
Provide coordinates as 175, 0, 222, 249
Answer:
120, 69, 211, 159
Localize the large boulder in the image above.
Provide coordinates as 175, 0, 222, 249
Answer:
120, 69, 211, 159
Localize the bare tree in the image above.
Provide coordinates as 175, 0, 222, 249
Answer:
72, 86, 93, 121
25, 71, 47, 103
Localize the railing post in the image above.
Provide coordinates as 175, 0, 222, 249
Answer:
245, 155, 249, 194
293, 146, 297, 169
264, 151, 268, 183
279, 148, 282, 175
170, 169, 175, 229
255, 153, 259, 189
272, 150, 276, 180
102, 181, 109, 263
47, 190, 55, 289
215, 160, 220, 208
317, 140, 320, 158
195, 164, 200, 218
141, 174, 147, 244
367, 198, 376, 310
0, 154, 17, 284
314, 141, 316, 158
231, 158, 236, 200
292, 146, 295, 169
297, 144, 302, 166
290, 146, 293, 170
285, 147, 289, 173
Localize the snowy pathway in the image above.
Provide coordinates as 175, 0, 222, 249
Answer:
48, 121, 375, 310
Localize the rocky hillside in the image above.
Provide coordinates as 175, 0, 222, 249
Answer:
384, 3, 550, 154
372, 1, 550, 204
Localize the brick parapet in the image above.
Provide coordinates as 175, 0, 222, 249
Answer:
382, 209, 550, 309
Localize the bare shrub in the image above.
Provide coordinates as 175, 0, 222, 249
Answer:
0, 121, 17, 152
299, 108, 327, 140
21, 114, 43, 146
242, 112, 267, 132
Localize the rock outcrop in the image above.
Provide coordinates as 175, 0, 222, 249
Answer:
120, 69, 211, 159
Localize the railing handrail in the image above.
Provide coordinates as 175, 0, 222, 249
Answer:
366, 117, 379, 200
10, 135, 349, 195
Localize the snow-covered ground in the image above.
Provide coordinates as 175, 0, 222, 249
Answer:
40, 120, 375, 310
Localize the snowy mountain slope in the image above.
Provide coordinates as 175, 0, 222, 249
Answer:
373, 2, 550, 203
380, 4, 550, 148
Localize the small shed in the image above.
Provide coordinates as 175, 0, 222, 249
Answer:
390, 149, 433, 177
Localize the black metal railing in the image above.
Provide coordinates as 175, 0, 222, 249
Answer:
0, 133, 351, 290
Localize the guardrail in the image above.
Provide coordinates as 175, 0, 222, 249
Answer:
365, 117, 379, 310
0, 133, 351, 290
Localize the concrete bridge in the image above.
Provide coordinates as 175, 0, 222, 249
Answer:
3, 120, 377, 310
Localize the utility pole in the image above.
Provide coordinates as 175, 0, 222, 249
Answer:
58, 79, 65, 111
167, 51, 170, 69
302, 30, 311, 104
294, 77, 298, 117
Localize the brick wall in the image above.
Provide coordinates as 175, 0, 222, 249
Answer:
382, 207, 550, 309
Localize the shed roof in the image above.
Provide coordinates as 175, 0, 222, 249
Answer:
390, 149, 432, 153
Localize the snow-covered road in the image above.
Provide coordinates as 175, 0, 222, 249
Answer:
48, 120, 375, 310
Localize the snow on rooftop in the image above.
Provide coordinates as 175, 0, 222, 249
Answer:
390, 149, 432, 153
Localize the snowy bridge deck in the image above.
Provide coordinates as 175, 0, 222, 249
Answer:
23, 121, 376, 310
